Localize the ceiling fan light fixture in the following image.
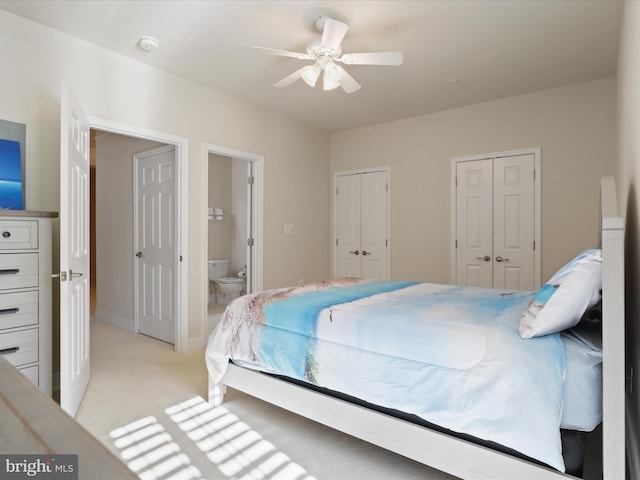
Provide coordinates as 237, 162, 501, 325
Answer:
256, 17, 401, 94
322, 63, 343, 91
301, 65, 321, 87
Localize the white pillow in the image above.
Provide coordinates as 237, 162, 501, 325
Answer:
519, 248, 602, 338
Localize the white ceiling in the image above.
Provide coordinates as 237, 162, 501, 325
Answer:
0, 0, 623, 133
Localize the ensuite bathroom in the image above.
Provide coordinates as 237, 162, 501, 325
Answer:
207, 152, 250, 336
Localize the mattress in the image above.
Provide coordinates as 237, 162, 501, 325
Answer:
206, 278, 603, 473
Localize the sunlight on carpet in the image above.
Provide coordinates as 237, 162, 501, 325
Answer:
109, 396, 316, 480
110, 415, 202, 479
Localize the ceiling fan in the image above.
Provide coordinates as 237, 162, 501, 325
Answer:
253, 16, 404, 93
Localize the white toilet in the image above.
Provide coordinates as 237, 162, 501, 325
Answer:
208, 259, 246, 304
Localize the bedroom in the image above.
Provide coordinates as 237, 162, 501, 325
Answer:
0, 0, 637, 478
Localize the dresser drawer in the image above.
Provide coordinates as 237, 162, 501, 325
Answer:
0, 291, 38, 330
0, 328, 38, 367
18, 364, 39, 386
0, 220, 38, 250
0, 253, 39, 290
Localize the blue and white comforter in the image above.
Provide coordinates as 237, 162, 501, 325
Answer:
206, 279, 567, 471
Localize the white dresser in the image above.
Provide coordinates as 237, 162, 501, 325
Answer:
0, 211, 56, 396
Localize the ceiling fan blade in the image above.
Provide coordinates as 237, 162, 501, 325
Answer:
338, 68, 361, 93
252, 46, 312, 60
338, 51, 404, 66
274, 66, 308, 88
321, 18, 349, 52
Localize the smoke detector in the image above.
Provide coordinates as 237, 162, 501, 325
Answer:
138, 36, 160, 52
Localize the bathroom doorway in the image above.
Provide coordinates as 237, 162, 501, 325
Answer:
204, 144, 263, 338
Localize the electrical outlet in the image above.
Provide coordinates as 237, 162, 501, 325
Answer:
284, 223, 294, 234
115, 282, 120, 293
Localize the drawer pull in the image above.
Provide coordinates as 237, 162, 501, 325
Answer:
0, 307, 19, 316
2, 231, 10, 238
0, 346, 19, 355
0, 268, 20, 275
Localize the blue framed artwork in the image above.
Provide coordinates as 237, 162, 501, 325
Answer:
0, 119, 25, 210
0, 138, 23, 209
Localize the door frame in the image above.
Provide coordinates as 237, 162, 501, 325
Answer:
202, 143, 264, 331
449, 147, 541, 288
332, 166, 391, 279
88, 115, 189, 352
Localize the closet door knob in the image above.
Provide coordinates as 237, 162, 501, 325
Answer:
362, 250, 370, 256
348, 250, 360, 255
2, 231, 10, 238
476, 255, 491, 262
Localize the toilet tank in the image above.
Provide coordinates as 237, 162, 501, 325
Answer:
208, 259, 229, 280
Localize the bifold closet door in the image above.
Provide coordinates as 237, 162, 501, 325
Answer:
492, 155, 535, 290
335, 171, 389, 280
456, 155, 535, 290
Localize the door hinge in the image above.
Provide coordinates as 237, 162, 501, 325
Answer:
533, 170, 536, 180
248, 237, 254, 247
455, 177, 458, 186
386, 239, 388, 247
179, 255, 183, 262
533, 241, 536, 251
455, 240, 458, 249
248, 176, 254, 185
336, 238, 339, 246
386, 183, 389, 192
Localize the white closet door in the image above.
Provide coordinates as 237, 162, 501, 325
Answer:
455, 154, 536, 290
456, 159, 494, 288
336, 174, 362, 278
335, 170, 389, 280
135, 145, 177, 344
360, 171, 388, 280
493, 155, 535, 290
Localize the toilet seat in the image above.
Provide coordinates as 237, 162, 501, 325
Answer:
216, 277, 244, 284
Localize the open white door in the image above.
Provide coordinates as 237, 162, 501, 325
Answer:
60, 83, 90, 416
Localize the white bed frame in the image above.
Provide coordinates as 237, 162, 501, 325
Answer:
209, 176, 625, 479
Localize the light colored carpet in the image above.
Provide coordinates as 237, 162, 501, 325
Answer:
75, 320, 459, 480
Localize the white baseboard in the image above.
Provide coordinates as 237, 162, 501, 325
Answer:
93, 310, 135, 332
627, 404, 640, 480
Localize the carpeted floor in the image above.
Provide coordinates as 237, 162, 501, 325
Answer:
75, 320, 459, 480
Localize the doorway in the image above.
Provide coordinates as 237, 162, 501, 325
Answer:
203, 143, 264, 338
88, 118, 188, 352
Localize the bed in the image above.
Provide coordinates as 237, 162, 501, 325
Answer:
206, 176, 625, 479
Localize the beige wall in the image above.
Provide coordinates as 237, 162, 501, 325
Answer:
616, 1, 640, 473
0, 10, 330, 348
330, 77, 617, 284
